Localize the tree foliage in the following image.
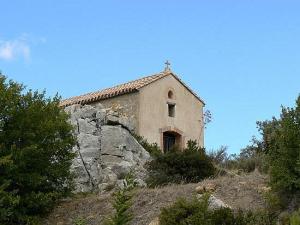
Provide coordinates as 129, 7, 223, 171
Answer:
0, 74, 76, 224
257, 95, 300, 193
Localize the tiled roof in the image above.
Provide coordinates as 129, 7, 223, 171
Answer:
60, 71, 204, 107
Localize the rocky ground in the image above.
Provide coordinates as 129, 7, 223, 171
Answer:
44, 171, 269, 225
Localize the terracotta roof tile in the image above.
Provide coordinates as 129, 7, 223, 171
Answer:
60, 72, 167, 107
60, 71, 205, 107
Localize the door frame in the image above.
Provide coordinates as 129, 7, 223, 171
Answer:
159, 126, 184, 153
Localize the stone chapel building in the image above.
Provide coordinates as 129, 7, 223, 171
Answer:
61, 65, 205, 152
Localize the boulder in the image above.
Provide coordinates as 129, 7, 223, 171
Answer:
207, 195, 231, 209
64, 104, 150, 193
197, 194, 231, 209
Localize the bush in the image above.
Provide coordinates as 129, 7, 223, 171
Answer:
73, 217, 87, 225
133, 134, 161, 156
0, 74, 76, 224
278, 208, 300, 225
146, 140, 215, 187
234, 152, 267, 173
159, 195, 276, 225
289, 208, 300, 225
209, 145, 229, 165
258, 95, 300, 194
209, 141, 268, 174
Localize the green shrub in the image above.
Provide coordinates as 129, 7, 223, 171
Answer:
159, 195, 211, 225
209, 141, 268, 174
263, 190, 284, 216
209, 145, 229, 165
0, 74, 76, 224
278, 208, 300, 225
104, 172, 136, 225
258, 95, 300, 194
73, 217, 87, 225
159, 195, 276, 225
133, 134, 161, 156
235, 153, 266, 173
289, 208, 300, 225
146, 140, 215, 187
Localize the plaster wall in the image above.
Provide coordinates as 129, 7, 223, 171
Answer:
138, 75, 204, 149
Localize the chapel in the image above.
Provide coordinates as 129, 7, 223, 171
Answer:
61, 62, 205, 152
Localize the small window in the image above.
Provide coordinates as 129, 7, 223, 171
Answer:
168, 90, 174, 99
168, 104, 175, 117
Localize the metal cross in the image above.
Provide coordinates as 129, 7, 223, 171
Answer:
164, 60, 171, 71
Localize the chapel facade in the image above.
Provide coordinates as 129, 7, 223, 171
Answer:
61, 65, 205, 152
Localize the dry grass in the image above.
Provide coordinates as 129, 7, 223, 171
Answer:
44, 171, 268, 225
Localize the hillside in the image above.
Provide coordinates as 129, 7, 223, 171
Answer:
44, 171, 268, 225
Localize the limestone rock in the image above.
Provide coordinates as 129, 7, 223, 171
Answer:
208, 195, 231, 209
197, 194, 231, 209
64, 104, 150, 193
106, 114, 135, 132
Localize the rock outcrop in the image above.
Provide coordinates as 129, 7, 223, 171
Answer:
65, 104, 150, 193
205, 195, 231, 209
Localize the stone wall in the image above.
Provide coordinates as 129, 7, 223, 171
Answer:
91, 92, 139, 133
65, 104, 150, 193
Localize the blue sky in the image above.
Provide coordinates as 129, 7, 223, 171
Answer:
1, 0, 299, 154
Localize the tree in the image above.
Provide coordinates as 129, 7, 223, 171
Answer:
0, 74, 76, 224
257, 95, 300, 194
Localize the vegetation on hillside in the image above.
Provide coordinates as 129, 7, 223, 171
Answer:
44, 171, 268, 225
159, 194, 277, 225
104, 172, 136, 225
159, 193, 300, 225
132, 134, 161, 156
257, 95, 300, 195
146, 140, 215, 187
157, 94, 300, 225
0, 74, 76, 225
2, 71, 299, 225
209, 140, 268, 174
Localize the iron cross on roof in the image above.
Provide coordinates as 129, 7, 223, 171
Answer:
164, 60, 171, 71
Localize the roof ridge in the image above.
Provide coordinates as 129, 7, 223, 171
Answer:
60, 70, 205, 107
169, 72, 205, 105
60, 71, 168, 106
